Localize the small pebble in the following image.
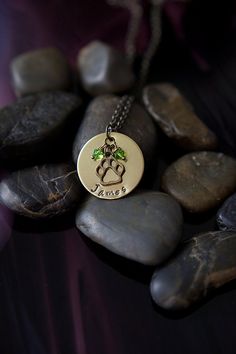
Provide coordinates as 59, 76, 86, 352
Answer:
0, 164, 82, 219
161, 152, 236, 213
76, 191, 183, 266
0, 91, 80, 161
217, 193, 236, 231
11, 47, 71, 96
150, 231, 236, 310
143, 83, 218, 151
77, 41, 135, 95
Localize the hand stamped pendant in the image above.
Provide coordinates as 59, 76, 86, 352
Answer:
77, 132, 144, 199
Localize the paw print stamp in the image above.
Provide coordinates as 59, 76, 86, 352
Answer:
92, 136, 127, 186
96, 155, 125, 186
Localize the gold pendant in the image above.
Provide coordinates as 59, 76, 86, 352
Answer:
77, 132, 144, 199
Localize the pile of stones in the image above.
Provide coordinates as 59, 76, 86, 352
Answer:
1, 42, 236, 311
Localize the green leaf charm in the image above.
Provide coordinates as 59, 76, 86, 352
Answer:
113, 148, 127, 160
92, 148, 104, 160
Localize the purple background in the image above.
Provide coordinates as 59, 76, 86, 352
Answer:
1, 1, 236, 354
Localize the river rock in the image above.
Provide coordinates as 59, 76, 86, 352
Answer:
0, 91, 80, 161
0, 164, 82, 219
150, 231, 236, 310
143, 83, 218, 151
11, 47, 71, 96
73, 95, 157, 166
162, 152, 236, 213
217, 193, 236, 231
77, 41, 135, 95
76, 191, 183, 265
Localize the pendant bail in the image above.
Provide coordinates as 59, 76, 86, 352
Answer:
106, 124, 113, 140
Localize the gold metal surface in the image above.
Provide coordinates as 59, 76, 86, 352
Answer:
77, 132, 144, 199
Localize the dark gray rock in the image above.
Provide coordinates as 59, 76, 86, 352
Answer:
143, 83, 218, 151
150, 231, 236, 310
11, 47, 71, 96
0, 91, 80, 160
76, 191, 183, 265
162, 152, 236, 213
0, 164, 82, 219
73, 94, 157, 166
77, 41, 135, 95
217, 193, 236, 231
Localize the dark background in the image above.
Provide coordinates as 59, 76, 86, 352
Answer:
1, 1, 236, 353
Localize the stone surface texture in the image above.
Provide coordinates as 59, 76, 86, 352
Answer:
143, 83, 218, 150
0, 164, 82, 219
217, 193, 236, 231
77, 41, 135, 95
11, 47, 71, 96
150, 231, 236, 310
0, 91, 80, 160
162, 152, 236, 213
76, 191, 183, 266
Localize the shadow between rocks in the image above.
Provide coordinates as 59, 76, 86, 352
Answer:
82, 235, 155, 285
182, 208, 218, 240
13, 209, 77, 234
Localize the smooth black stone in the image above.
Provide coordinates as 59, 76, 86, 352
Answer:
150, 231, 236, 310
77, 41, 135, 95
217, 193, 236, 231
11, 47, 71, 96
76, 191, 183, 266
0, 164, 82, 219
0, 92, 80, 161
73, 95, 158, 166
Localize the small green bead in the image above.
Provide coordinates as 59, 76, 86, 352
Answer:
92, 148, 104, 160
113, 148, 127, 160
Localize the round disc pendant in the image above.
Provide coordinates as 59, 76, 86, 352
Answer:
77, 132, 144, 199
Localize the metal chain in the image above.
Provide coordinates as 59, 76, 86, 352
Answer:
106, 95, 135, 137
106, 0, 163, 134
106, 0, 142, 65
139, 0, 163, 88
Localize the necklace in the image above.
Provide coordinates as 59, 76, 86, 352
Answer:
76, 0, 163, 200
